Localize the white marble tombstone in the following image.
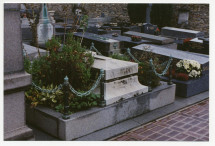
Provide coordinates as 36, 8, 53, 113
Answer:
92, 55, 148, 105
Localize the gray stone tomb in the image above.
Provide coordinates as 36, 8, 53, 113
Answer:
161, 27, 204, 39
73, 32, 121, 56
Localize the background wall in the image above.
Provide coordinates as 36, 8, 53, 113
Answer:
45, 3, 209, 37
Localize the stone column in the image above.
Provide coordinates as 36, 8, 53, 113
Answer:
4, 3, 33, 140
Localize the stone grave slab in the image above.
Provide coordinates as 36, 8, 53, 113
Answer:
101, 33, 152, 50
161, 27, 204, 39
98, 29, 121, 35
123, 31, 174, 45
73, 32, 121, 56
92, 55, 148, 105
23, 43, 48, 61
132, 44, 209, 69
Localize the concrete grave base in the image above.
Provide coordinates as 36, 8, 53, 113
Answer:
26, 81, 175, 140
4, 126, 34, 140
161, 73, 209, 97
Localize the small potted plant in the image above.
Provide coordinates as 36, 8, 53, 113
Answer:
112, 33, 118, 37
131, 35, 141, 42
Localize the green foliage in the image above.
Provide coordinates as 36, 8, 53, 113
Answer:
25, 84, 64, 108
109, 51, 161, 88
24, 57, 31, 73
127, 4, 148, 23
150, 4, 174, 28
137, 48, 164, 88
69, 93, 100, 112
111, 53, 130, 61
55, 104, 64, 113
25, 34, 94, 90
24, 33, 100, 114
45, 37, 61, 53
25, 85, 100, 113
80, 15, 89, 31
138, 62, 160, 88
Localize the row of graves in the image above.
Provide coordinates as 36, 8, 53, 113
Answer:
19, 4, 209, 140
70, 22, 209, 97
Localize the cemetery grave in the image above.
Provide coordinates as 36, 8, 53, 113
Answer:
4, 3, 209, 141
73, 32, 121, 56
160, 27, 209, 54
132, 44, 209, 97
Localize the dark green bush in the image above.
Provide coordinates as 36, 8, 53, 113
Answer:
127, 4, 148, 23
25, 34, 94, 91
24, 33, 101, 113
138, 62, 160, 88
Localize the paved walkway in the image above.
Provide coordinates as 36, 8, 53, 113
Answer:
109, 99, 209, 141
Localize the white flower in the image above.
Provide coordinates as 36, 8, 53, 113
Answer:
189, 70, 198, 78
176, 62, 182, 68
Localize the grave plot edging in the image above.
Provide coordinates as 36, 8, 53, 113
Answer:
26, 81, 175, 140
161, 73, 209, 97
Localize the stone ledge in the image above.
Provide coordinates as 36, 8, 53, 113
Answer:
4, 71, 32, 93
4, 126, 34, 140
26, 81, 175, 140
161, 73, 209, 97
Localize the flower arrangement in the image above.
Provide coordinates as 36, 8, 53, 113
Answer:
112, 33, 118, 37
131, 35, 141, 42
176, 59, 202, 79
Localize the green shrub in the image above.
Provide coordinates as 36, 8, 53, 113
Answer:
127, 4, 148, 23
24, 33, 100, 114
138, 62, 160, 88
150, 4, 174, 28
25, 85, 100, 113
24, 34, 94, 91
111, 53, 130, 61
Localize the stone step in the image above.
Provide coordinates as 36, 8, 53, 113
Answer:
123, 31, 174, 45
161, 27, 205, 39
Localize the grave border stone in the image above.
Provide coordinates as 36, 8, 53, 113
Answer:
26, 81, 175, 140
